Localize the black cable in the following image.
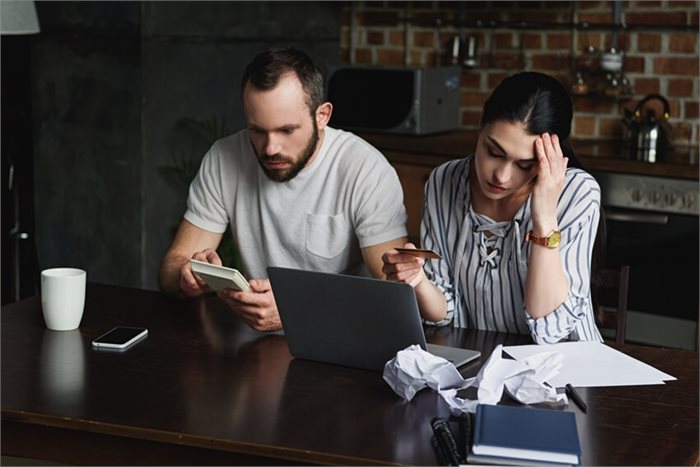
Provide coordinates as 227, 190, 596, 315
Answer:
430, 417, 462, 466
431, 435, 449, 466
456, 413, 472, 462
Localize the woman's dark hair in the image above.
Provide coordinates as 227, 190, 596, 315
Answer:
240, 47, 325, 118
481, 71, 581, 164
482, 71, 607, 303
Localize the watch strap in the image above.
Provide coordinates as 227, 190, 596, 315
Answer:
526, 230, 561, 249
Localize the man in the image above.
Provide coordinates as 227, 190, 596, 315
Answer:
159, 47, 408, 332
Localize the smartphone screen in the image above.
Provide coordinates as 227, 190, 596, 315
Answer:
91, 327, 148, 349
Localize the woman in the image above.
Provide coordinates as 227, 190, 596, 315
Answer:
382, 71, 603, 344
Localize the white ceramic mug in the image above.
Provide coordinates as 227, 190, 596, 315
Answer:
41, 268, 87, 331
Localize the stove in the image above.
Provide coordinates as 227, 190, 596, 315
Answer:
591, 171, 698, 350
593, 172, 698, 216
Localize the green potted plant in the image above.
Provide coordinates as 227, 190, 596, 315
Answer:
158, 116, 240, 269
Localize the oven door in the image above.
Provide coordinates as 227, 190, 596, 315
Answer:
604, 206, 698, 349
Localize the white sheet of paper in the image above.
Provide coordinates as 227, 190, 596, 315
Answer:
502, 341, 676, 388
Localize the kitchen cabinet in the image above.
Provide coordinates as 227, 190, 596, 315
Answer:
388, 156, 435, 243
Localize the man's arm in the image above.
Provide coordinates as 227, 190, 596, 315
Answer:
161, 219, 280, 331
361, 236, 409, 279
158, 219, 224, 298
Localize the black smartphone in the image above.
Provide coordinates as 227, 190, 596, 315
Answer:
91, 326, 148, 350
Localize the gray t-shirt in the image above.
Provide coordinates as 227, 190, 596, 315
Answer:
184, 126, 408, 279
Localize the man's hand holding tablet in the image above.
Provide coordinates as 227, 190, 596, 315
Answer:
190, 259, 251, 292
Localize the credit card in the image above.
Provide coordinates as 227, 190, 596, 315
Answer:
395, 248, 443, 260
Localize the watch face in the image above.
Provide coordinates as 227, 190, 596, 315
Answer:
547, 231, 562, 248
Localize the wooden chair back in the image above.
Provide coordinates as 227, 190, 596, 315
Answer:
592, 265, 631, 345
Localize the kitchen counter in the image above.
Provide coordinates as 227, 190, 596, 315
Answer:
358, 130, 699, 181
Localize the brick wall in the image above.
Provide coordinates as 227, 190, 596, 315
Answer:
339, 1, 699, 147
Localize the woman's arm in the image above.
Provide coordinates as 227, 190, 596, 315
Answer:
524, 142, 602, 343
417, 160, 468, 325
524, 133, 570, 318
525, 194, 601, 343
382, 243, 448, 322
383, 159, 470, 324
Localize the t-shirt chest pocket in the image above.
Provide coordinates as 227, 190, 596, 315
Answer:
305, 213, 350, 259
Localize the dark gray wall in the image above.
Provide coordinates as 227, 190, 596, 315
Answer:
31, 1, 341, 290
32, 1, 142, 287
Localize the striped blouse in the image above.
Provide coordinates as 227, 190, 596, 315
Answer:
421, 155, 603, 344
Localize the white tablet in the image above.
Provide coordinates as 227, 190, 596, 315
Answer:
190, 259, 251, 292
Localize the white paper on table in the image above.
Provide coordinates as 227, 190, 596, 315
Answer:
502, 341, 676, 388
382, 344, 468, 401
383, 344, 567, 415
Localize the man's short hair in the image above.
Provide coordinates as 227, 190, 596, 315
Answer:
241, 47, 325, 116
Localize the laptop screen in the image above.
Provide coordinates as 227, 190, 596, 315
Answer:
268, 267, 479, 371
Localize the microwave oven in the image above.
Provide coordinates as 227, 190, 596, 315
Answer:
326, 66, 461, 135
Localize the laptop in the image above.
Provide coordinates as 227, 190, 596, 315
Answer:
267, 267, 481, 372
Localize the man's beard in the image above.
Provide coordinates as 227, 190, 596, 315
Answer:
257, 121, 319, 183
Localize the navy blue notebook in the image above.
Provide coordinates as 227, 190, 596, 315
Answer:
471, 404, 581, 465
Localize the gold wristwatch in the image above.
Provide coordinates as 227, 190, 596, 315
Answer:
526, 230, 561, 249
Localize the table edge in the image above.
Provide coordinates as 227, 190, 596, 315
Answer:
1, 409, 400, 466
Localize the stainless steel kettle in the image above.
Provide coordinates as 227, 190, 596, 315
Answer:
623, 94, 672, 163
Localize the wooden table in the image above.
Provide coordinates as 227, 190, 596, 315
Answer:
2, 283, 698, 465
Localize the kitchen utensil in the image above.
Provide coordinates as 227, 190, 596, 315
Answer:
463, 35, 478, 68
623, 94, 672, 163
600, 47, 623, 72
